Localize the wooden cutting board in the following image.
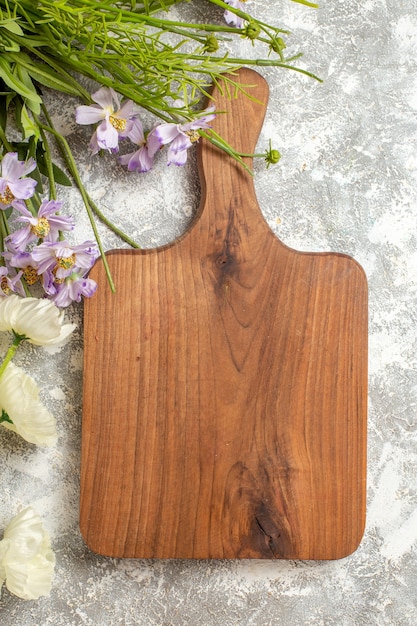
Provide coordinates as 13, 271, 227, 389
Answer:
80, 68, 367, 560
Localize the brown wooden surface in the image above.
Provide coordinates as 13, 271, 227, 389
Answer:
80, 68, 368, 560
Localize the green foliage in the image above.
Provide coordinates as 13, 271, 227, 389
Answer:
0, 0, 319, 273
0, 0, 319, 124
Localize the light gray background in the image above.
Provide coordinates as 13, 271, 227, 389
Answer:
1, 1, 416, 624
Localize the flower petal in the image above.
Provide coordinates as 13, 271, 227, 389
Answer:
125, 118, 145, 146
0, 363, 57, 446
152, 123, 180, 146
7, 177, 37, 200
0, 294, 75, 345
170, 133, 193, 154
146, 128, 162, 158
0, 507, 55, 599
96, 119, 119, 152
0, 153, 25, 181
75, 104, 105, 125
167, 146, 189, 167
91, 86, 119, 111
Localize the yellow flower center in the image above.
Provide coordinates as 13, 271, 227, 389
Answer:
31, 217, 51, 238
186, 129, 200, 143
0, 277, 11, 294
57, 254, 76, 270
23, 266, 40, 286
0, 186, 15, 206
109, 115, 127, 132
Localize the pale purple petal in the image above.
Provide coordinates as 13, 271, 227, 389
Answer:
71, 242, 98, 270
10, 199, 30, 212
89, 131, 100, 155
12, 203, 32, 218
146, 127, 163, 158
42, 270, 57, 295
117, 118, 135, 139
31, 243, 59, 273
121, 146, 154, 173
5, 227, 34, 251
167, 146, 189, 167
52, 275, 97, 307
0, 267, 25, 297
49, 244, 74, 258
75, 104, 106, 125
152, 123, 181, 146
190, 107, 216, 129
38, 200, 63, 217
8, 177, 37, 200
91, 87, 119, 111
118, 99, 139, 119
45, 216, 74, 240
96, 120, 119, 152
21, 157, 37, 177
4, 250, 37, 269
1, 152, 26, 180
125, 118, 145, 145
170, 133, 193, 154
224, 10, 245, 28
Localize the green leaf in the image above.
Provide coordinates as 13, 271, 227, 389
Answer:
0, 409, 13, 424
20, 103, 40, 140
15, 65, 41, 114
0, 56, 42, 107
51, 163, 72, 187
0, 95, 8, 132
21, 62, 84, 97
0, 19, 25, 37
6, 52, 88, 99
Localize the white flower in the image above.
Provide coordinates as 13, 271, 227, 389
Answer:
0, 294, 75, 346
0, 363, 57, 446
0, 507, 55, 600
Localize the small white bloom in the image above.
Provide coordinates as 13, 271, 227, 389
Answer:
0, 363, 57, 446
0, 507, 55, 600
0, 294, 75, 346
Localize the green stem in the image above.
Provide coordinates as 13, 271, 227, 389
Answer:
199, 129, 253, 175
84, 192, 141, 249
291, 0, 319, 8
0, 125, 13, 152
0, 334, 23, 380
40, 122, 116, 292
0, 210, 10, 247
38, 119, 57, 201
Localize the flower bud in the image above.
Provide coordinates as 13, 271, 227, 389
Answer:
244, 21, 261, 41
270, 36, 286, 55
265, 145, 281, 168
203, 35, 219, 53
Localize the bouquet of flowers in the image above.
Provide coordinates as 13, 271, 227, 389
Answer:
0, 0, 317, 600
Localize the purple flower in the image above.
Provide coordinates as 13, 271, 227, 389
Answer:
0, 267, 25, 297
3, 250, 42, 288
151, 106, 216, 166
0, 153, 37, 211
31, 240, 98, 280
49, 272, 97, 308
224, 0, 247, 28
6, 200, 74, 252
118, 120, 159, 173
76, 88, 140, 155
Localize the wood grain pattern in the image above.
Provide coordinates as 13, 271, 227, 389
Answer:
80, 68, 367, 560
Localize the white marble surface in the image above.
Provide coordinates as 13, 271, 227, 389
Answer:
1, 1, 417, 624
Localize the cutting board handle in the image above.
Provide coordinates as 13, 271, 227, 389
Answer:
195, 67, 273, 242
